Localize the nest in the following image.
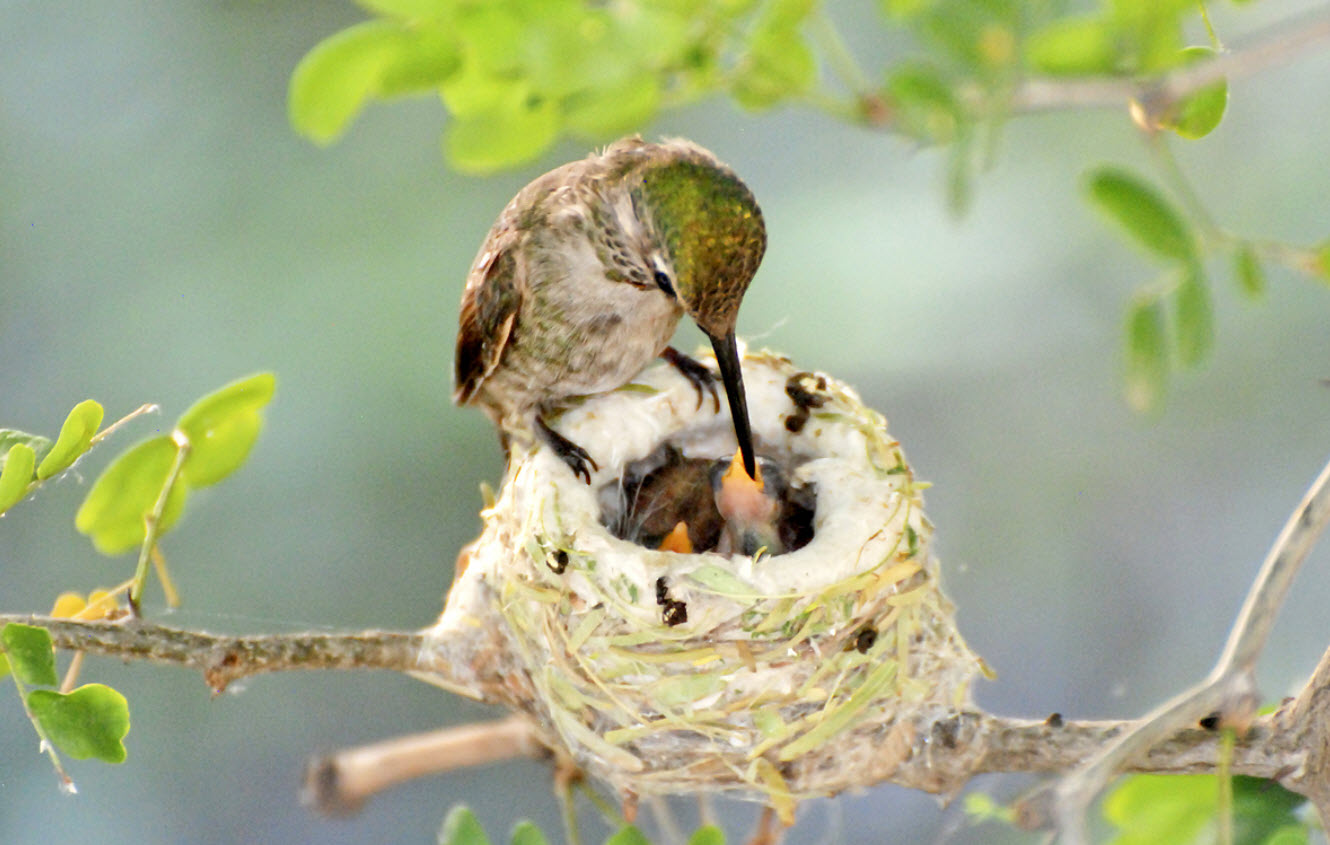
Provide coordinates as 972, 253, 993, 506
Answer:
425, 349, 984, 819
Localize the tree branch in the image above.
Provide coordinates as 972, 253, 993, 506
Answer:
1007, 7, 1330, 115
6, 611, 1330, 819
0, 615, 429, 695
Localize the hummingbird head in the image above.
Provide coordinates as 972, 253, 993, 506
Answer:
627, 139, 767, 478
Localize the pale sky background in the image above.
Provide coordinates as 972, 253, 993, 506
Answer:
3, 2, 1330, 843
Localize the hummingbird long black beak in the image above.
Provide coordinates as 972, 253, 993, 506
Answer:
709, 331, 757, 480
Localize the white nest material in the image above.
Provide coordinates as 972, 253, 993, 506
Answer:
425, 348, 984, 813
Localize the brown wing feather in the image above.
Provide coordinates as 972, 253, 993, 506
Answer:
453, 238, 521, 406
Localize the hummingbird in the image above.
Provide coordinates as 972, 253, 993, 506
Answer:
453, 136, 766, 484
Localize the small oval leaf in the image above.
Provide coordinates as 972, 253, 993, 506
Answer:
75, 436, 188, 555
1087, 167, 1196, 264
36, 399, 104, 480
688, 826, 727, 845
28, 683, 130, 763
0, 430, 52, 464
1174, 268, 1213, 368
1234, 243, 1265, 299
508, 821, 550, 845
1161, 47, 1227, 139
1124, 295, 1169, 413
605, 827, 653, 845
176, 373, 276, 488
0, 443, 36, 514
1025, 15, 1117, 76
291, 22, 459, 144
731, 25, 816, 110
438, 805, 493, 845
1, 623, 59, 687
444, 93, 562, 175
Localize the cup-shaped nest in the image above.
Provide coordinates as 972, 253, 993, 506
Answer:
426, 349, 984, 815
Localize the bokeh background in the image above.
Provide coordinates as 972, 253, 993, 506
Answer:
3, 2, 1329, 843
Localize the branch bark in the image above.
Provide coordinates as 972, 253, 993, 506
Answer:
4, 611, 1330, 817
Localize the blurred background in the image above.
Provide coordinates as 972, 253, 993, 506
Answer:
3, 1, 1329, 843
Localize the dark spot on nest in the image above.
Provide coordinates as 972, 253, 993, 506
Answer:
549, 549, 569, 574
655, 577, 669, 606
662, 599, 688, 626
1044, 712, 1063, 728
847, 626, 877, 654
784, 372, 829, 433
1199, 712, 1222, 730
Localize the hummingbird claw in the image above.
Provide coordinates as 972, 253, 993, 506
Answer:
536, 415, 599, 484
660, 346, 721, 413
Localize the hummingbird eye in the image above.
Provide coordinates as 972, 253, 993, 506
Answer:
653, 270, 676, 298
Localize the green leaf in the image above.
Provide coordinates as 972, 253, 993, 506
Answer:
731, 25, 816, 110
1316, 241, 1330, 283
1231, 776, 1307, 844
1124, 295, 1169, 413
563, 72, 662, 138
444, 90, 562, 174
290, 21, 461, 144
1087, 168, 1196, 264
36, 399, 104, 480
28, 683, 130, 763
1173, 268, 1213, 368
75, 435, 188, 555
0, 429, 52, 464
604, 827, 652, 845
438, 805, 493, 845
883, 64, 961, 143
176, 372, 276, 488
0, 443, 36, 515
1104, 774, 1216, 844
1, 623, 59, 687
358, 0, 451, 19
1261, 827, 1310, 845
1025, 15, 1118, 76
0, 652, 9, 678
1160, 47, 1227, 139
1234, 243, 1265, 299
688, 825, 726, 845
508, 821, 550, 845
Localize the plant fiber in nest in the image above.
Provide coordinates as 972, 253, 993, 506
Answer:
426, 349, 984, 819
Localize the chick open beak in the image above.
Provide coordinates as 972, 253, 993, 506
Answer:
708, 331, 757, 480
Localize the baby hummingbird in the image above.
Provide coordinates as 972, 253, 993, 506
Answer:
454, 137, 766, 482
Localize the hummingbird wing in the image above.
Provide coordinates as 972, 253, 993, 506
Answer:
454, 232, 522, 406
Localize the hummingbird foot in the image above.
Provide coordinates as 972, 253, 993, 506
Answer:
536, 415, 599, 484
660, 346, 721, 413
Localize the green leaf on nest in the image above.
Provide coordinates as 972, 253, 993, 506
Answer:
28, 683, 130, 763
36, 399, 104, 480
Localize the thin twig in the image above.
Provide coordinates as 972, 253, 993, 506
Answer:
1040, 453, 1330, 844
302, 715, 544, 815
1007, 6, 1330, 115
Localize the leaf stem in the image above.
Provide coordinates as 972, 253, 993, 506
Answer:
129, 430, 190, 612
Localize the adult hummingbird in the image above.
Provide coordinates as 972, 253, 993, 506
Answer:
453, 137, 766, 483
